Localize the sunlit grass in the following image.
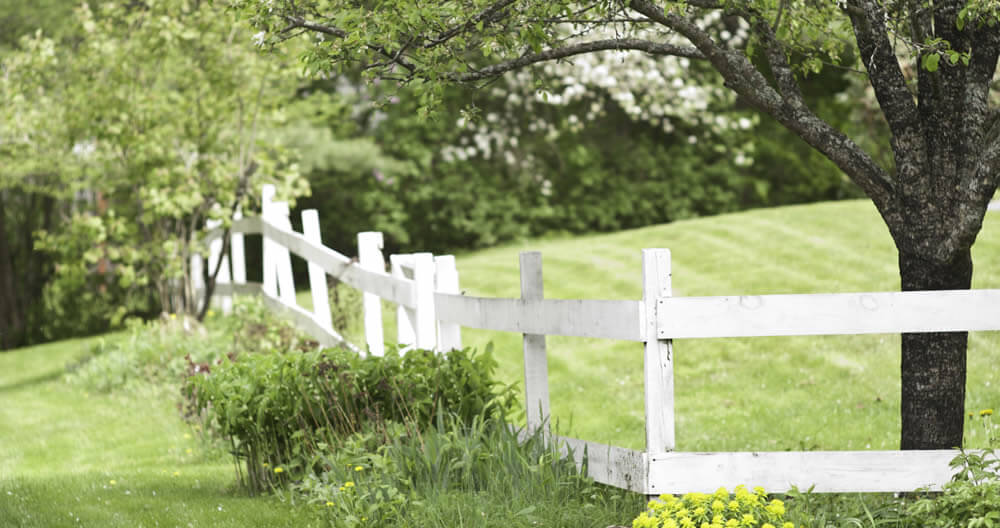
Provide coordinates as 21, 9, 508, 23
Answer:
0, 337, 320, 527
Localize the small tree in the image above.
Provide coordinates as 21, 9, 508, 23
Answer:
235, 0, 1000, 450
2, 0, 307, 328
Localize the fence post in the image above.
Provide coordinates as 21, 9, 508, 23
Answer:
412, 252, 437, 351
190, 253, 204, 312
231, 207, 246, 286
434, 255, 462, 353
358, 232, 385, 357
520, 251, 550, 436
390, 255, 416, 350
302, 209, 332, 329
261, 185, 278, 299
269, 201, 297, 307
206, 218, 232, 314
642, 248, 675, 456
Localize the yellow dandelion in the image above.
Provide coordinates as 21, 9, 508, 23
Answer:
338, 486, 345, 492
262, 462, 269, 468
109, 480, 116, 485
344, 481, 355, 488
325, 501, 334, 507
783, 523, 795, 528
185, 448, 193, 455
183, 433, 192, 439
173, 471, 180, 477
207, 310, 215, 317
354, 465, 364, 472
981, 409, 994, 416
170, 313, 176, 319
274, 467, 284, 474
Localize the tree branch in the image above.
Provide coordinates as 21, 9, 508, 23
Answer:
630, 0, 896, 212
446, 38, 705, 82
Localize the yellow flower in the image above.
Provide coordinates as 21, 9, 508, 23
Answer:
728, 500, 740, 511
170, 313, 176, 319
354, 465, 364, 472
173, 471, 180, 477
762, 524, 776, 528
344, 481, 355, 488
274, 467, 284, 474
325, 501, 334, 507
183, 433, 192, 439
206, 309, 215, 317
262, 462, 269, 468
753, 486, 766, 496
725, 520, 739, 528
694, 506, 706, 516
712, 500, 725, 513
338, 486, 345, 492
981, 409, 994, 416
109, 480, 116, 485
186, 448, 193, 455
783, 523, 795, 528
766, 499, 786, 517
741, 513, 756, 527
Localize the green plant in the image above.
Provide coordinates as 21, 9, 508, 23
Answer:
905, 442, 1000, 528
184, 343, 514, 493
632, 486, 794, 528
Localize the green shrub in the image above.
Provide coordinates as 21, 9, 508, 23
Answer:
184, 343, 514, 493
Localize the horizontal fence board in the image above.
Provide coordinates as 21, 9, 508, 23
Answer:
217, 282, 362, 353
555, 435, 648, 493
435, 294, 643, 341
658, 289, 1000, 339
202, 216, 263, 244
255, 218, 416, 307
647, 450, 964, 493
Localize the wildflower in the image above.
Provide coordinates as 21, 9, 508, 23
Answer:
766, 499, 785, 517
262, 463, 269, 468
728, 500, 740, 511
741, 513, 756, 526
982, 409, 994, 417
344, 481, 355, 488
712, 500, 725, 513
183, 433, 192, 439
763, 524, 776, 528
109, 480, 116, 486
753, 486, 766, 496
186, 448, 193, 455
725, 520, 739, 528
325, 501, 334, 507
354, 465, 364, 472
173, 471, 180, 477
783, 523, 795, 528
170, 313, 176, 319
274, 467, 284, 474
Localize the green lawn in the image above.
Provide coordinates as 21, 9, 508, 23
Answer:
448, 200, 1000, 452
6, 199, 999, 526
0, 336, 320, 528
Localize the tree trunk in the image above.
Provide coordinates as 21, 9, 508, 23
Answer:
898, 247, 972, 450
0, 195, 25, 350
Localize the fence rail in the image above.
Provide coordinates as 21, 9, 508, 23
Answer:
195, 185, 998, 496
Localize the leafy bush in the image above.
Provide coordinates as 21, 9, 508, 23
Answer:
632, 486, 795, 528
184, 343, 514, 493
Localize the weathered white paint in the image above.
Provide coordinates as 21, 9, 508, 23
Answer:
643, 249, 674, 454
434, 295, 643, 341
206, 219, 233, 314
657, 289, 1000, 339
556, 435, 648, 493
520, 252, 550, 436
646, 450, 969, 494
412, 253, 437, 351
390, 255, 417, 349
358, 232, 386, 357
302, 210, 333, 330
231, 208, 247, 284
261, 185, 278, 298
268, 202, 298, 308
434, 255, 463, 352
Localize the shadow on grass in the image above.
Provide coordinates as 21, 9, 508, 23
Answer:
0, 370, 64, 395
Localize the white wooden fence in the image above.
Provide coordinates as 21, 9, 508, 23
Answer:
196, 185, 998, 495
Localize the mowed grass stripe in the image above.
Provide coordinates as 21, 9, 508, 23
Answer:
454, 200, 1000, 451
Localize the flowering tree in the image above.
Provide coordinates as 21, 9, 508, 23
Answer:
235, 0, 1000, 450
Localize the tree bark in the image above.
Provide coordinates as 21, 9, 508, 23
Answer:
898, 247, 972, 449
